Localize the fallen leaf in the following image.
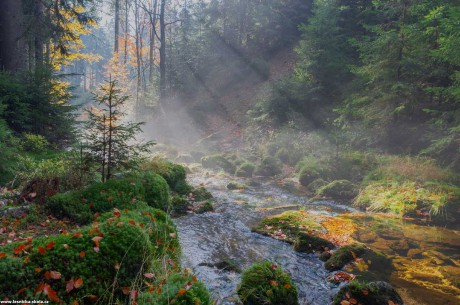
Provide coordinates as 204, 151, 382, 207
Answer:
144, 273, 155, 279
177, 288, 187, 297
73, 277, 83, 289
79, 251, 85, 258
38, 246, 46, 255
92, 236, 103, 248
46, 241, 55, 250
63, 244, 70, 249
0, 252, 6, 259
114, 208, 121, 218
129, 219, 136, 226
17, 287, 27, 295
49, 271, 62, 280
66, 279, 74, 293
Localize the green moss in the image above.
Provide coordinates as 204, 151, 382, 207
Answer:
171, 195, 190, 216
46, 175, 171, 224
237, 261, 299, 305
195, 200, 214, 214
255, 156, 282, 177
254, 211, 322, 238
138, 272, 212, 305
0, 207, 180, 304
191, 186, 213, 201
316, 180, 358, 200
293, 232, 335, 253
236, 162, 256, 178
227, 181, 247, 190
324, 243, 367, 271
201, 154, 236, 174
307, 178, 327, 192
333, 281, 404, 305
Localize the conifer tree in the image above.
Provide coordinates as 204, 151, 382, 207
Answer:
84, 77, 153, 182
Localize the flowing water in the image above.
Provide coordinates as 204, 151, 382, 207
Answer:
174, 174, 460, 305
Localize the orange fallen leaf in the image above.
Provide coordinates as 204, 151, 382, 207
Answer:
177, 288, 187, 297
72, 232, 83, 238
129, 219, 136, 226
38, 246, 46, 255
114, 208, 121, 218
92, 236, 103, 247
46, 241, 55, 250
73, 277, 83, 289
79, 251, 85, 258
17, 287, 27, 295
0, 252, 6, 259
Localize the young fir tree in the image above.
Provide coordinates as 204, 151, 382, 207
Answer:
84, 77, 153, 182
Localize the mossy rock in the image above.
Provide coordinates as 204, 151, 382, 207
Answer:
275, 147, 290, 164
199, 259, 241, 272
195, 200, 213, 214
191, 186, 213, 201
0, 207, 180, 304
316, 180, 358, 200
237, 261, 299, 305
325, 243, 368, 271
190, 151, 205, 162
299, 167, 320, 186
307, 178, 327, 192
227, 181, 247, 190
138, 272, 212, 305
293, 232, 335, 254
149, 161, 191, 195
171, 195, 190, 216
255, 156, 282, 177
325, 243, 392, 280
46, 175, 170, 224
333, 281, 404, 305
235, 162, 256, 178
201, 154, 236, 174
137, 172, 170, 210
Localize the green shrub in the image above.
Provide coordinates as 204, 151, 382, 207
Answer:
21, 133, 49, 153
316, 180, 358, 200
333, 281, 404, 305
236, 162, 256, 177
0, 207, 180, 304
237, 261, 299, 305
255, 156, 282, 177
138, 272, 212, 305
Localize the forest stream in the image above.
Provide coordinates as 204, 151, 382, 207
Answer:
176, 173, 460, 305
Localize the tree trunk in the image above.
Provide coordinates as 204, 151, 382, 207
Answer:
159, 0, 167, 101
34, 0, 44, 69
0, 0, 26, 72
124, 0, 129, 63
114, 0, 120, 53
149, 0, 158, 86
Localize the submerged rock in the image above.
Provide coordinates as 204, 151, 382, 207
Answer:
227, 181, 247, 190
333, 281, 405, 305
